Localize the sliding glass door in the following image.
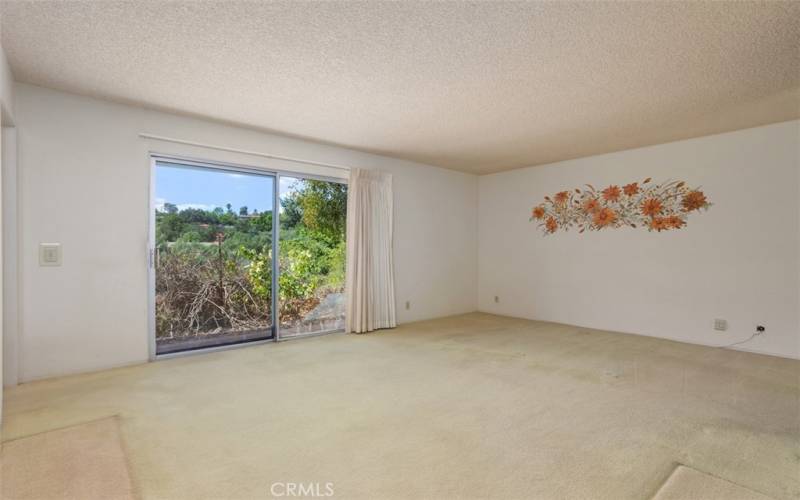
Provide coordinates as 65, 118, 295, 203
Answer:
278, 176, 347, 337
152, 160, 276, 355
150, 158, 347, 356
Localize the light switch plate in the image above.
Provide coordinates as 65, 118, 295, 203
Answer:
39, 243, 62, 266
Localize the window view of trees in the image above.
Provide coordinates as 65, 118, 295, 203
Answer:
155, 168, 346, 353
278, 178, 347, 336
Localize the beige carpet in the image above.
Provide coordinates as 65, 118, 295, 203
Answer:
0, 416, 136, 499
2, 313, 798, 499
652, 465, 773, 500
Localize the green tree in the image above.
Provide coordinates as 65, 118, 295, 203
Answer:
280, 193, 303, 230
252, 211, 273, 233
300, 181, 346, 240
282, 180, 347, 240
178, 230, 202, 243
179, 208, 217, 224
156, 213, 185, 244
219, 211, 237, 226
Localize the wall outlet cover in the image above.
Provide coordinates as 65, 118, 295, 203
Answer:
39, 243, 62, 266
713, 318, 727, 331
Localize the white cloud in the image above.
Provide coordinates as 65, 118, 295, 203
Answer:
279, 176, 299, 197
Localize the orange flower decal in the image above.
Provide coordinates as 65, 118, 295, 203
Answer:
582, 198, 600, 214
531, 178, 710, 235
592, 208, 618, 228
682, 190, 707, 212
640, 198, 663, 217
545, 216, 558, 233
602, 185, 621, 202
650, 217, 669, 232
666, 215, 684, 229
623, 182, 639, 196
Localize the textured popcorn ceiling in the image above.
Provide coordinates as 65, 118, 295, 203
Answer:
1, 1, 799, 174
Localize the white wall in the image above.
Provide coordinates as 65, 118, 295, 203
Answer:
0, 117, 3, 423
0, 43, 13, 124
3, 126, 18, 387
0, 42, 16, 425
14, 83, 477, 382
479, 121, 800, 359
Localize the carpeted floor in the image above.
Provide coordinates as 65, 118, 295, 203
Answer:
652, 465, 773, 500
1, 313, 798, 499
1, 416, 136, 499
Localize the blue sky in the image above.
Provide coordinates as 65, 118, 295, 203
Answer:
155, 162, 301, 213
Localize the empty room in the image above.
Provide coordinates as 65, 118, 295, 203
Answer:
0, 1, 798, 499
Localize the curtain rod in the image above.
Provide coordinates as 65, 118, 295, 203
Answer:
138, 133, 351, 171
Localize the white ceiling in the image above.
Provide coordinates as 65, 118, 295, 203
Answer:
1, 1, 799, 174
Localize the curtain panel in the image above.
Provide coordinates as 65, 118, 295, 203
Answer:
344, 168, 396, 333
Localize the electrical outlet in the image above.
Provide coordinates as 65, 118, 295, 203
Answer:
405, 301, 410, 310
714, 318, 727, 331
494, 296, 500, 303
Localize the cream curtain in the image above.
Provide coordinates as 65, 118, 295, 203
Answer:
345, 168, 396, 333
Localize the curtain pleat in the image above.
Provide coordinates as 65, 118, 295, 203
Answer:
345, 168, 396, 333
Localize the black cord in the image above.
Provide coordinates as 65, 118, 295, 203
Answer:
718, 331, 762, 349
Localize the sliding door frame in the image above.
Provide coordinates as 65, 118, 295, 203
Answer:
274, 172, 347, 342
147, 153, 346, 360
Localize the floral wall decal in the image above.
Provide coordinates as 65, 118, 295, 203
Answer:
530, 178, 711, 235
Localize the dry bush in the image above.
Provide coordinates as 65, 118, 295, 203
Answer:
155, 249, 270, 339
155, 247, 332, 340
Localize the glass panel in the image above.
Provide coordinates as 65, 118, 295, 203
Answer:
154, 161, 274, 354
278, 176, 347, 337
